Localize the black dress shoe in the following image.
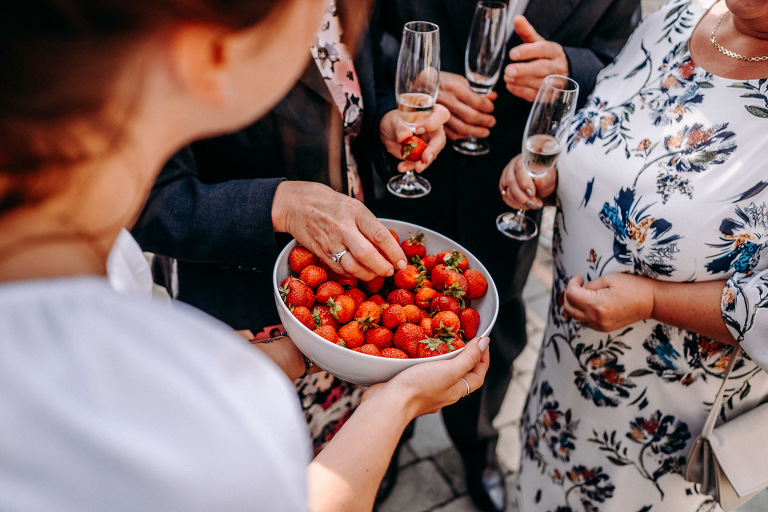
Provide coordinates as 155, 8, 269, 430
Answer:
466, 458, 507, 512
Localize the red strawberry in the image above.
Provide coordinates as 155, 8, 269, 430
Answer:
387, 288, 414, 306
402, 304, 423, 324
432, 310, 461, 338
291, 306, 316, 331
401, 232, 426, 260
393, 265, 420, 291
365, 326, 394, 350
430, 294, 460, 315
279, 279, 315, 309
448, 337, 465, 351
367, 294, 385, 307
312, 305, 340, 331
327, 269, 357, 289
389, 229, 400, 244
346, 287, 366, 309
464, 269, 488, 299
316, 280, 345, 304
314, 324, 339, 343
354, 301, 382, 328
299, 264, 327, 289
445, 250, 468, 272
419, 317, 434, 337
401, 135, 427, 161
360, 276, 385, 295
417, 337, 450, 358
352, 344, 382, 356
431, 264, 450, 291
418, 277, 433, 289
328, 294, 356, 324
381, 304, 407, 330
288, 246, 317, 274
381, 347, 408, 359
338, 320, 365, 348
414, 287, 438, 310
393, 323, 427, 358
459, 307, 481, 339
436, 250, 453, 264
421, 254, 439, 274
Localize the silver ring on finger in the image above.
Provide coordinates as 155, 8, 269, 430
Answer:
331, 249, 348, 263
460, 377, 471, 398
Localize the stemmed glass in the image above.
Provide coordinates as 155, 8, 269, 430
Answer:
452, 0, 507, 156
387, 21, 440, 199
496, 75, 579, 240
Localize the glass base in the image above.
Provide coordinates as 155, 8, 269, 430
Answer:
387, 172, 431, 199
496, 211, 538, 241
452, 137, 490, 156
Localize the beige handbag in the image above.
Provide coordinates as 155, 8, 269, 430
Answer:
684, 348, 768, 510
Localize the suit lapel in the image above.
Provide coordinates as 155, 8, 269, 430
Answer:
522, 0, 581, 40
298, 60, 334, 104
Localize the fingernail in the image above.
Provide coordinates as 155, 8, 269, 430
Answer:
510, 51, 519, 61
478, 337, 490, 351
525, 187, 534, 197
396, 259, 407, 270
416, 127, 426, 134
385, 268, 395, 277
526, 200, 536, 208
427, 153, 434, 163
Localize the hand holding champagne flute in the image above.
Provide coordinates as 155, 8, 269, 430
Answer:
496, 74, 578, 239
388, 21, 440, 199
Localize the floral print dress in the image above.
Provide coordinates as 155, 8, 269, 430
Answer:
517, 1, 768, 510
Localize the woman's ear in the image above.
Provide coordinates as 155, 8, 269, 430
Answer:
167, 24, 233, 108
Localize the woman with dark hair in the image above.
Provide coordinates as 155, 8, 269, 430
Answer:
0, 2, 489, 510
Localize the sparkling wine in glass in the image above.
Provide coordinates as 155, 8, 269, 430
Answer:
387, 21, 440, 199
496, 75, 579, 240
453, 0, 507, 156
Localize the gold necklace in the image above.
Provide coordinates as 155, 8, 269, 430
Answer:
710, 11, 768, 62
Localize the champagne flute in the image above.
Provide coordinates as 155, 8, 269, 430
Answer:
387, 21, 440, 199
496, 75, 579, 240
452, 0, 507, 156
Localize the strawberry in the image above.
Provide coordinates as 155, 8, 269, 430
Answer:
431, 263, 450, 291
419, 317, 434, 337
346, 287, 367, 310
352, 344, 382, 356
430, 294, 460, 315
436, 250, 453, 265
381, 304, 407, 330
402, 304, 423, 324
315, 280, 344, 304
367, 294, 385, 307
387, 288, 414, 306
393, 323, 427, 358
313, 324, 339, 343
365, 326, 394, 350
288, 246, 317, 274
393, 264, 421, 291
338, 320, 365, 348
432, 310, 461, 338
389, 229, 400, 244
279, 279, 315, 309
417, 337, 450, 358
459, 307, 481, 339
280, 276, 293, 288
381, 347, 408, 359
421, 254, 439, 274
312, 305, 340, 331
291, 305, 316, 331
463, 269, 488, 299
445, 250, 468, 272
354, 301, 382, 328
418, 277, 433, 289
448, 337, 465, 351
414, 287, 437, 310
401, 135, 427, 161
401, 232, 426, 260
299, 264, 327, 289
328, 294, 356, 324
360, 275, 385, 295
327, 269, 357, 289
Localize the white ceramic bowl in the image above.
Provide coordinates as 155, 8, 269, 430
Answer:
273, 218, 499, 386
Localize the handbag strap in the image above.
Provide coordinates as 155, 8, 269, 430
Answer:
701, 347, 742, 437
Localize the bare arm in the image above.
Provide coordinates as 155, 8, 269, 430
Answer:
308, 337, 490, 512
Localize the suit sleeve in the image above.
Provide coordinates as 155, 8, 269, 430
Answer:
562, 0, 641, 105
131, 146, 284, 270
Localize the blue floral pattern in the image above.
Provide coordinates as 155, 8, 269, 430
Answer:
518, 1, 768, 511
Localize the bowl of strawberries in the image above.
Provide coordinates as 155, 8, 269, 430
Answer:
272, 218, 499, 386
